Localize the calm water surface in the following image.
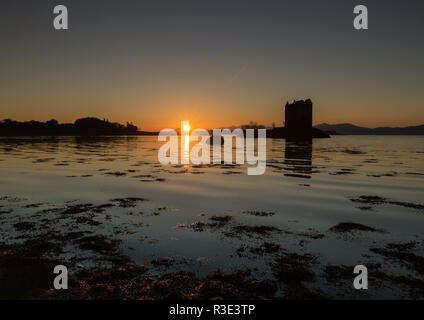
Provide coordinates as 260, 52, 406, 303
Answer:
0, 135, 423, 298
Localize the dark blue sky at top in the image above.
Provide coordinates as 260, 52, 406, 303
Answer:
0, 0, 423, 129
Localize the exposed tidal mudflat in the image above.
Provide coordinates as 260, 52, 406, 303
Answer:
0, 135, 423, 299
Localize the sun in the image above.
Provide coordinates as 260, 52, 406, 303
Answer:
184, 124, 190, 132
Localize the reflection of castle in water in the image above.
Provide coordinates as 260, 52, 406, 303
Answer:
284, 139, 313, 179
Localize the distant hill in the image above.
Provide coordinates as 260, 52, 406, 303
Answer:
0, 118, 158, 136
315, 123, 424, 135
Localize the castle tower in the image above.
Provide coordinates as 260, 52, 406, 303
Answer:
284, 99, 313, 132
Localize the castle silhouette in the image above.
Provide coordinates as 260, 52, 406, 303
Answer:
268, 99, 329, 139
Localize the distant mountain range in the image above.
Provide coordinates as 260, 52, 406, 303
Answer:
315, 123, 424, 135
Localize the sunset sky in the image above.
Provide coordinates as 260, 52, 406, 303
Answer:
0, 0, 423, 131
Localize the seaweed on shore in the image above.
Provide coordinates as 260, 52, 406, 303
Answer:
323, 263, 424, 298
272, 252, 317, 285
40, 267, 279, 300
226, 225, 281, 237
208, 215, 232, 226
103, 171, 127, 176
73, 235, 122, 255
0, 242, 63, 299
271, 252, 326, 299
0, 208, 13, 214
323, 265, 353, 283
176, 216, 233, 232
110, 197, 146, 208
13, 221, 36, 231
329, 168, 357, 176
349, 195, 424, 211
370, 247, 424, 274
249, 242, 281, 255
221, 171, 242, 175
243, 211, 275, 217
151, 257, 174, 267
329, 222, 382, 233
343, 149, 364, 155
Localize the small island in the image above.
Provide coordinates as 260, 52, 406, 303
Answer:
268, 99, 329, 139
0, 117, 158, 136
